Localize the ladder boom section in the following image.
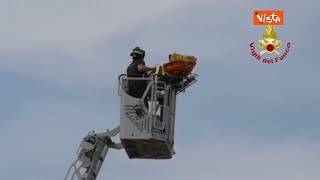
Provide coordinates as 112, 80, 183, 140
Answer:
65, 126, 123, 180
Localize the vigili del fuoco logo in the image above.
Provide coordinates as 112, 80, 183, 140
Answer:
249, 10, 291, 64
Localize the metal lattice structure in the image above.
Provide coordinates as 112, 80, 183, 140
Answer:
65, 73, 197, 180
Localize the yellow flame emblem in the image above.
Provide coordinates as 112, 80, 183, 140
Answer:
259, 25, 282, 55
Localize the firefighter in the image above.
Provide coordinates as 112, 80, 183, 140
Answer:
126, 47, 155, 98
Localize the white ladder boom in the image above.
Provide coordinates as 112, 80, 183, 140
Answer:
65, 126, 123, 180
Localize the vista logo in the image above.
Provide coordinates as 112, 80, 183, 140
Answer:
254, 10, 284, 25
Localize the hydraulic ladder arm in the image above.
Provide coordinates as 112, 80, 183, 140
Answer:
65, 126, 123, 180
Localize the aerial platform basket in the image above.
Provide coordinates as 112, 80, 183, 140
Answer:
65, 54, 198, 180
118, 72, 197, 159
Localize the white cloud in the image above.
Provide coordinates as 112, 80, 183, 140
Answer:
3, 110, 319, 180
0, 0, 188, 50
1, 0, 319, 89
0, 0, 191, 88
100, 138, 320, 180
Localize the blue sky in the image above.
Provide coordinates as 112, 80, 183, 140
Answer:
1, 1, 320, 180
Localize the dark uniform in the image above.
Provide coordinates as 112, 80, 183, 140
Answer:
126, 59, 147, 98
